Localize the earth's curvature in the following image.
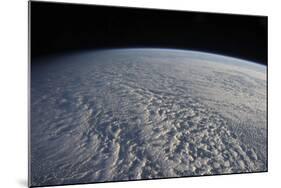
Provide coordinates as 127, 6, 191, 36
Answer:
31, 48, 267, 186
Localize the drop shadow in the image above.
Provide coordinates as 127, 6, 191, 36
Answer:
17, 179, 27, 187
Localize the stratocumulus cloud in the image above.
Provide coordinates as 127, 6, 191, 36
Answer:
31, 49, 267, 186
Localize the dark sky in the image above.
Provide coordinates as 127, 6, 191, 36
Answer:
30, 1, 268, 65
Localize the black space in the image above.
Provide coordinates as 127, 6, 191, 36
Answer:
30, 1, 268, 65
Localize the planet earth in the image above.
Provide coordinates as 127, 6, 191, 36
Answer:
31, 48, 267, 186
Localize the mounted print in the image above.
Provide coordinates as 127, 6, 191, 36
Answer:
29, 1, 268, 187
